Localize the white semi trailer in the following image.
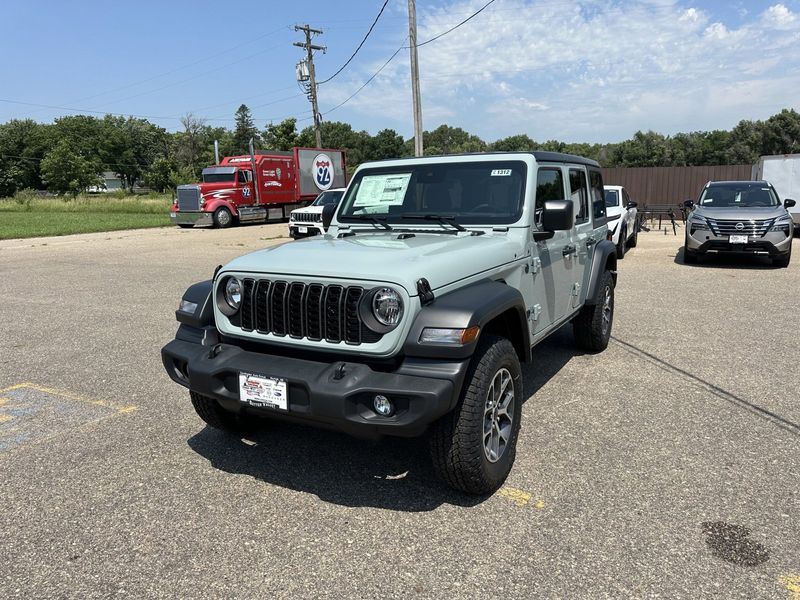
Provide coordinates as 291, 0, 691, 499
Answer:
752, 154, 800, 229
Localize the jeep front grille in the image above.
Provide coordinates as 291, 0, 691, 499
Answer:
237, 279, 382, 345
177, 186, 201, 211
706, 217, 775, 237
293, 212, 321, 223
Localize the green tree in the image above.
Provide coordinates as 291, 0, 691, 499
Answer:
101, 115, 169, 191
144, 157, 178, 192
489, 134, 536, 152
233, 104, 260, 154
762, 108, 800, 156
0, 119, 51, 192
40, 140, 102, 195
263, 118, 299, 150
365, 128, 404, 161
610, 130, 670, 167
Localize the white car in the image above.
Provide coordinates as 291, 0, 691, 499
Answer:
604, 185, 639, 259
288, 188, 346, 239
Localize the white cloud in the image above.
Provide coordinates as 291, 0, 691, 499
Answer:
324, 0, 800, 142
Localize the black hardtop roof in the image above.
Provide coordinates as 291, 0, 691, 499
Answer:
365, 151, 601, 168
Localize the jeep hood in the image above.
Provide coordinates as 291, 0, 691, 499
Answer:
221, 231, 524, 295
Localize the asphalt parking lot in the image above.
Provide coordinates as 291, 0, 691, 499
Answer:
1, 223, 798, 599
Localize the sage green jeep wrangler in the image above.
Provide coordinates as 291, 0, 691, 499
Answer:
162, 152, 617, 494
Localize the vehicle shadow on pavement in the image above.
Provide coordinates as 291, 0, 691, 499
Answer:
187, 425, 485, 511
674, 246, 779, 269
520, 325, 582, 400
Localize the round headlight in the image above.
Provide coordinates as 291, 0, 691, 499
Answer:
372, 287, 403, 326
224, 277, 242, 309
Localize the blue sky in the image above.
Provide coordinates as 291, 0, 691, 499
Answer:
1, 0, 799, 143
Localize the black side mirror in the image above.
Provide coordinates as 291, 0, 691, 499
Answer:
784, 198, 796, 208
683, 199, 694, 209
321, 203, 336, 229
627, 201, 638, 209
541, 200, 574, 232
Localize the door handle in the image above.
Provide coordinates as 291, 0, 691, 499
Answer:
562, 245, 576, 256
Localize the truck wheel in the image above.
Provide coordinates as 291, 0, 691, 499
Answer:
429, 336, 522, 495
190, 391, 256, 433
628, 222, 638, 248
573, 270, 614, 352
213, 207, 233, 228
616, 228, 626, 259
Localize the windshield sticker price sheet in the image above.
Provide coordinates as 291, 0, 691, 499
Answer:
354, 173, 412, 208
238, 372, 288, 411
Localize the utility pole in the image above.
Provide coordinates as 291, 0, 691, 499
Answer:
407, 0, 424, 156
294, 24, 325, 149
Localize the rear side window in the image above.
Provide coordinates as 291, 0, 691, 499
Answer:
589, 170, 606, 222
535, 167, 565, 228
569, 168, 589, 224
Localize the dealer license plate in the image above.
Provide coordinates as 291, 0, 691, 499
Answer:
729, 235, 749, 244
238, 372, 288, 411
298, 226, 308, 234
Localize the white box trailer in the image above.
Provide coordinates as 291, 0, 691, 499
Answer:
752, 154, 800, 227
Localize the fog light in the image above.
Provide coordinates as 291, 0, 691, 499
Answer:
373, 395, 394, 416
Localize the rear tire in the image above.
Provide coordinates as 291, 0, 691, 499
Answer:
213, 207, 234, 229
573, 270, 614, 352
616, 228, 626, 259
429, 336, 522, 495
190, 391, 257, 434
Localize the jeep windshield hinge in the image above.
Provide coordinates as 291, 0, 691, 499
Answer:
417, 278, 435, 305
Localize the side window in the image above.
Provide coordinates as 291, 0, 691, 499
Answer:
239, 170, 252, 184
535, 167, 565, 228
589, 170, 606, 221
568, 168, 589, 224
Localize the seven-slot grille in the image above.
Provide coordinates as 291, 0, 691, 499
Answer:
237, 279, 382, 345
177, 186, 201, 211
706, 217, 775, 237
292, 212, 321, 223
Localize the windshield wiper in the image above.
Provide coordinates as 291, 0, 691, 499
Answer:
400, 213, 467, 232
350, 215, 393, 230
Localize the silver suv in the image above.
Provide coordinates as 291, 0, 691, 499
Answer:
162, 152, 618, 494
684, 180, 795, 267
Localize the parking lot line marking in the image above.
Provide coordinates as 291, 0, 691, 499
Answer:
780, 574, 800, 599
497, 486, 532, 507
0, 383, 137, 414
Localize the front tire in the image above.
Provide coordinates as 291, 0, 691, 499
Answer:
628, 220, 638, 248
429, 336, 522, 495
773, 247, 791, 268
573, 270, 614, 352
213, 207, 234, 228
190, 391, 256, 434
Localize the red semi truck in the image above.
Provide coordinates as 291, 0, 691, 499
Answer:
170, 147, 347, 228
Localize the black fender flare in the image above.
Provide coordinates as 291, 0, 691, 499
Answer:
403, 279, 531, 362
585, 240, 618, 304
175, 279, 215, 328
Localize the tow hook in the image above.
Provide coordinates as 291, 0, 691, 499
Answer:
333, 362, 347, 380
208, 344, 223, 359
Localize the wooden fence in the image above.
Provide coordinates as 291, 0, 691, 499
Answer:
600, 165, 752, 206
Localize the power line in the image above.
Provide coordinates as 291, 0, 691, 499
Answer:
415, 0, 497, 47
323, 42, 406, 116
317, 0, 390, 85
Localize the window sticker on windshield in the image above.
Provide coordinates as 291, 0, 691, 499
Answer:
491, 169, 512, 177
353, 174, 412, 207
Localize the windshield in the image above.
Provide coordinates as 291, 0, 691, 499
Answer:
338, 161, 526, 226
202, 173, 235, 183
699, 183, 779, 207
312, 190, 344, 206
605, 190, 620, 208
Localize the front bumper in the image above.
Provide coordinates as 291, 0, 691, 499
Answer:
170, 211, 213, 227
161, 327, 469, 439
288, 223, 324, 238
686, 229, 792, 256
